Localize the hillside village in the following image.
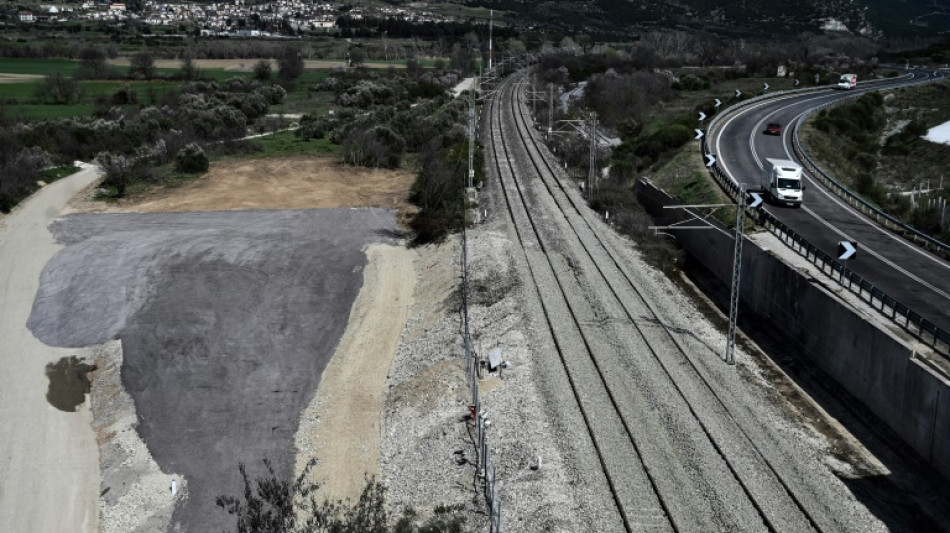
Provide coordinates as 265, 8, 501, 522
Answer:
10, 1, 460, 36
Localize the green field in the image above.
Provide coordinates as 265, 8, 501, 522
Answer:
0, 78, 182, 119
1, 103, 97, 120
0, 58, 83, 76
233, 129, 338, 159
0, 61, 333, 120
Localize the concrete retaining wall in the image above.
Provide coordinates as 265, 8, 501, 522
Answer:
637, 179, 950, 478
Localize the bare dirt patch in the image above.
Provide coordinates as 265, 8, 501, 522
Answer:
0, 73, 42, 83
69, 155, 417, 217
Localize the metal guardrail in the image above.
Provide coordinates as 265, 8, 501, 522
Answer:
791, 84, 950, 257
699, 79, 950, 356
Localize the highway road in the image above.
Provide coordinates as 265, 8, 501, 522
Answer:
710, 70, 950, 340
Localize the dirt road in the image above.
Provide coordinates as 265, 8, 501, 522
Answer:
0, 166, 101, 533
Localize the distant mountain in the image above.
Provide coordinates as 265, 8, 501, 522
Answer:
459, 0, 949, 38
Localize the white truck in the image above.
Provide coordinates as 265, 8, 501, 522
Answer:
836, 73, 858, 90
761, 158, 804, 207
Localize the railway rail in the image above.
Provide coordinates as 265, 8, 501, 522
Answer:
484, 70, 884, 532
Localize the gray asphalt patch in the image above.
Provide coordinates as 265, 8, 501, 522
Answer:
28, 208, 400, 532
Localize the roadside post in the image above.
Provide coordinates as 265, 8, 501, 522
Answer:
837, 240, 858, 287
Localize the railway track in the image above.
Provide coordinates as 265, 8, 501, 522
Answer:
484, 71, 881, 532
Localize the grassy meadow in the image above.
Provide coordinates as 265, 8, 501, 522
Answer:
0, 57, 387, 120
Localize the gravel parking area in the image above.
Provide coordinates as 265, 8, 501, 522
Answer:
28, 208, 401, 532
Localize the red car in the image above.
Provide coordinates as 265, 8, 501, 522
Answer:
765, 122, 782, 135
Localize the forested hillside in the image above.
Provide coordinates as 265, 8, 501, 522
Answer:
458, 0, 949, 38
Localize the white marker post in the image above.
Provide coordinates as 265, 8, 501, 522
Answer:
837, 241, 858, 287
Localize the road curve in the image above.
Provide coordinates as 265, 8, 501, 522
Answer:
712, 72, 950, 336
0, 166, 101, 533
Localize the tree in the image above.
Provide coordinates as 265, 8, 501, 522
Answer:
95, 151, 147, 198
277, 46, 304, 86
253, 59, 272, 81
405, 57, 421, 77
217, 459, 466, 533
506, 38, 526, 55
77, 46, 116, 79
35, 72, 82, 104
575, 33, 593, 54
180, 53, 200, 81
130, 51, 157, 79
559, 36, 580, 53
348, 45, 366, 67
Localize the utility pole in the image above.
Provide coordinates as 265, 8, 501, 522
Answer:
548, 83, 554, 134
531, 78, 537, 115
725, 183, 748, 365
587, 112, 598, 200
650, 190, 760, 366
488, 9, 493, 71
468, 85, 476, 188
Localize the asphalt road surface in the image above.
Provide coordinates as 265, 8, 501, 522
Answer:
712, 72, 950, 336
28, 208, 400, 532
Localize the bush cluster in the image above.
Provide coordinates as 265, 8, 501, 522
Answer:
217, 459, 467, 533
0, 142, 50, 212
813, 92, 885, 154
408, 133, 470, 245
611, 121, 693, 179
295, 66, 471, 244
16, 78, 285, 163
6, 77, 286, 201
175, 143, 209, 173
342, 126, 406, 169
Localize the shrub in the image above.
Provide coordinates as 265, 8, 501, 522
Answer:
0, 147, 49, 212
174, 143, 209, 173
253, 59, 272, 81
409, 134, 467, 245
217, 459, 467, 533
295, 114, 336, 140
95, 151, 147, 197
342, 126, 406, 169
674, 74, 708, 90
855, 172, 886, 205
35, 73, 82, 105
111, 84, 139, 105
